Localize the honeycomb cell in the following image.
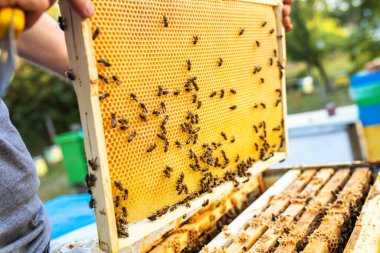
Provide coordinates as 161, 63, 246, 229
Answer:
89, 0, 285, 222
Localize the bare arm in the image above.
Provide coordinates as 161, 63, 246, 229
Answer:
16, 14, 69, 78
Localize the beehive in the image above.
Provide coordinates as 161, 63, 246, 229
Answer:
204, 165, 375, 253
59, 0, 287, 251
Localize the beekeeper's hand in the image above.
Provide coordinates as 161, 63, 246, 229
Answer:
0, 0, 94, 29
283, 0, 293, 32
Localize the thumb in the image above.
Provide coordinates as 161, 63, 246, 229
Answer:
67, 0, 94, 18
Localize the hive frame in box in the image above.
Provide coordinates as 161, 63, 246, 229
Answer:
203, 161, 380, 252
59, 0, 287, 252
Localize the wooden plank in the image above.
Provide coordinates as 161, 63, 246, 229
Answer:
344, 173, 380, 253
302, 168, 371, 253
275, 169, 351, 253
247, 169, 333, 252
148, 177, 261, 253
58, 2, 119, 252
224, 170, 316, 252
203, 170, 300, 252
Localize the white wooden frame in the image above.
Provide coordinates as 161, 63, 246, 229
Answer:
59, 0, 287, 252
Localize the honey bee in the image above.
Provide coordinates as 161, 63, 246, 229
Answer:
256, 40, 260, 47
130, 93, 138, 102
98, 74, 108, 85
157, 85, 163, 97
89, 197, 96, 209
119, 125, 129, 131
161, 115, 169, 126
58, 16, 67, 31
162, 89, 170, 95
253, 103, 258, 109
163, 15, 168, 27
230, 136, 236, 143
152, 109, 161, 116
115, 196, 120, 207
218, 57, 223, 67
163, 166, 173, 178
92, 27, 100, 40
190, 77, 199, 91
186, 136, 194, 145
187, 59, 191, 71
161, 125, 168, 135
262, 21, 267, 27
123, 189, 129, 200
275, 88, 282, 96
88, 158, 99, 171
111, 113, 117, 128
148, 214, 157, 221
230, 89, 236, 94
193, 134, 198, 144
147, 144, 157, 153
183, 214, 187, 219
164, 141, 169, 153
269, 58, 273, 66
239, 28, 245, 36
185, 202, 191, 208
202, 199, 209, 207
269, 28, 275, 34
65, 70, 76, 81
169, 205, 177, 212
122, 207, 128, 217
195, 114, 199, 124
127, 132, 136, 143
220, 89, 225, 98
175, 140, 183, 149
260, 103, 266, 109
229, 105, 237, 110
221, 132, 227, 140
274, 49, 277, 57
260, 78, 265, 84
192, 127, 200, 134
275, 99, 281, 107
193, 35, 199, 45
112, 75, 121, 85
97, 59, 111, 67
173, 89, 181, 96
139, 103, 148, 114
255, 143, 259, 151
192, 94, 197, 103
197, 100, 202, 109
277, 61, 285, 70
99, 92, 110, 101
118, 118, 128, 125
161, 102, 166, 114
139, 113, 148, 122
157, 133, 167, 141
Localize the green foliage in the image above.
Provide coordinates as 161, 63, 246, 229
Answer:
286, 0, 350, 92
4, 63, 80, 155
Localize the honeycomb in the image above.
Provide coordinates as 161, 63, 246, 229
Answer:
88, 0, 284, 223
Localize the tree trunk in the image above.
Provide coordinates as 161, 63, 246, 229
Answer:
315, 62, 333, 93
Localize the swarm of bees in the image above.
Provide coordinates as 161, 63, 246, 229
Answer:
62, 9, 285, 236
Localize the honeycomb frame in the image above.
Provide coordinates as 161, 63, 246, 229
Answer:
59, 0, 287, 252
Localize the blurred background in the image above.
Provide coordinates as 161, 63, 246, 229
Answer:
3, 0, 380, 202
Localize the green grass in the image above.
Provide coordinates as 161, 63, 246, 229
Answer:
38, 162, 76, 202
286, 87, 353, 114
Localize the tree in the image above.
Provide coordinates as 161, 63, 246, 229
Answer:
287, 0, 348, 92
4, 63, 80, 155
